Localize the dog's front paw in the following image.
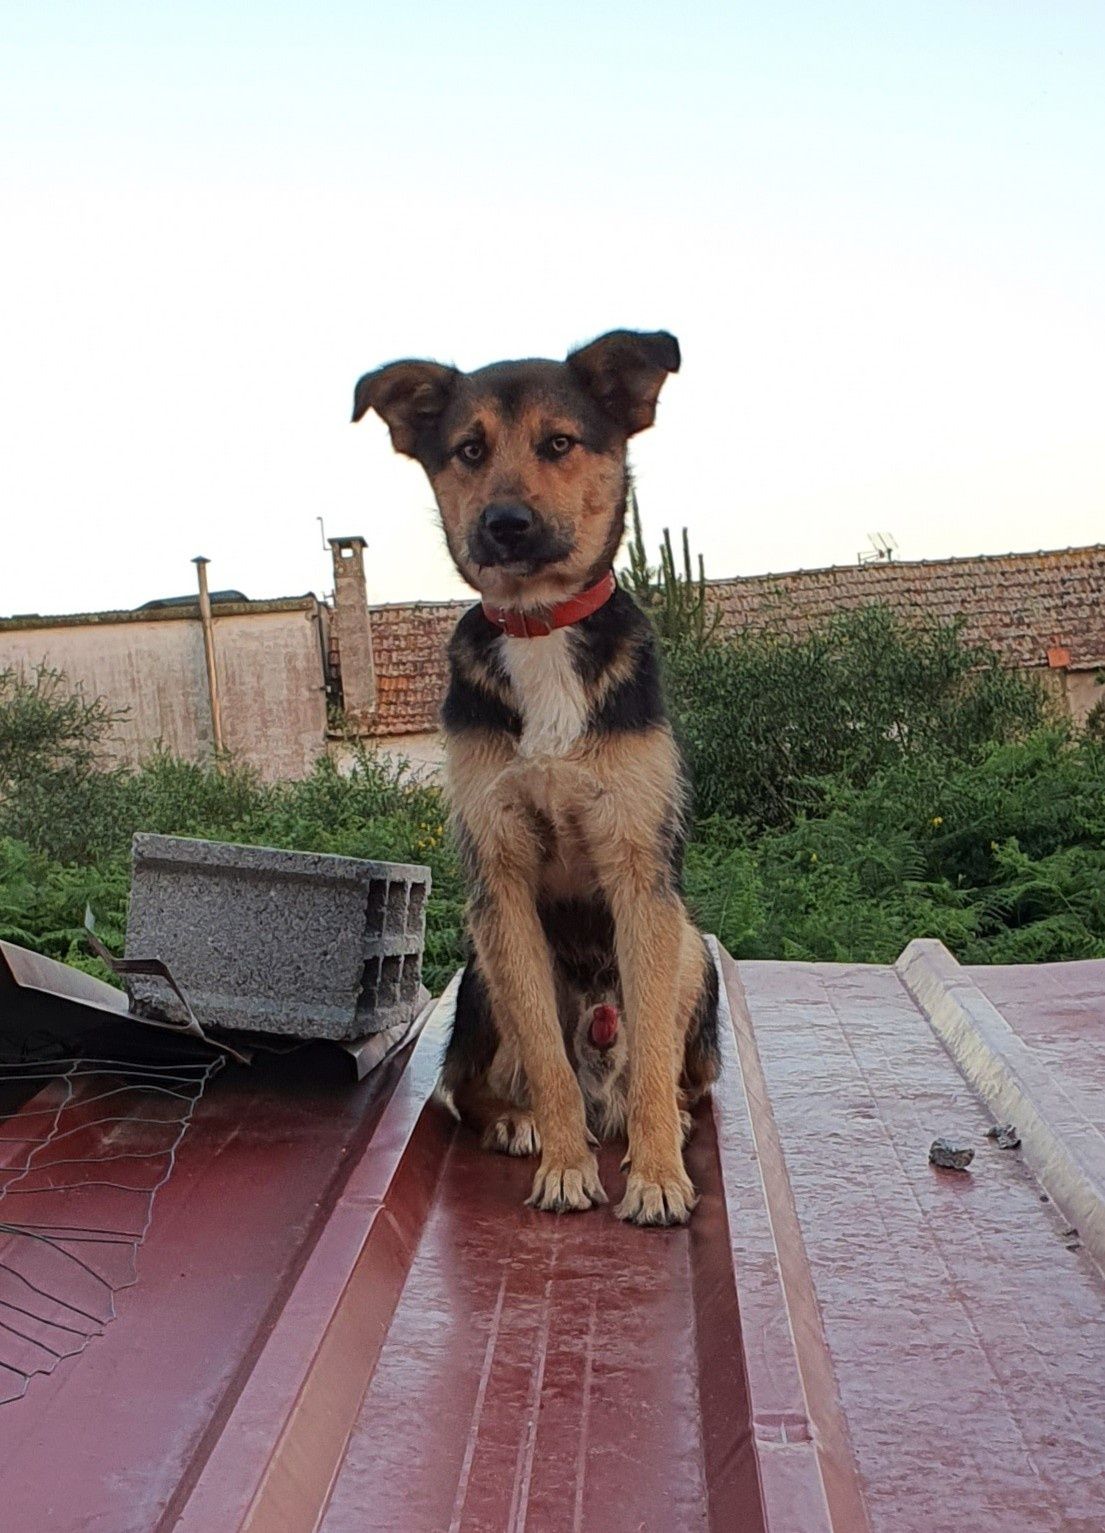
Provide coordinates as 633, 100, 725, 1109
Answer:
483, 1111, 541, 1157
527, 1150, 607, 1213
616, 1163, 697, 1227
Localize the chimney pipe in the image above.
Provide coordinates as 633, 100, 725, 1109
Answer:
328, 536, 377, 727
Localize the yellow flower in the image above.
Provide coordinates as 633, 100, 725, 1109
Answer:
810, 852, 818, 864
990, 840, 999, 851
931, 815, 944, 827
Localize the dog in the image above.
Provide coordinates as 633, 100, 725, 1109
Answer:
353, 329, 720, 1225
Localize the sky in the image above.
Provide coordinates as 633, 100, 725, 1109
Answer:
2, 1, 1103, 616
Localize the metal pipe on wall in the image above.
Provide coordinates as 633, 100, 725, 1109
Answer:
192, 556, 224, 755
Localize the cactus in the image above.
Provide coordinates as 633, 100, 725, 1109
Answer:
620, 488, 720, 648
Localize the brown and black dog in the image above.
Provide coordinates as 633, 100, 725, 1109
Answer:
352, 329, 719, 1225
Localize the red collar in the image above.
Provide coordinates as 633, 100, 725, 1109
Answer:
482, 569, 616, 638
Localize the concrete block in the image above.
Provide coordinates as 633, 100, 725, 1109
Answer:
124, 833, 431, 1041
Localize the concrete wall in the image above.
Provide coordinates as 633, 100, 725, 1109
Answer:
1069, 669, 1104, 726
213, 606, 329, 777
328, 729, 446, 783
5, 551, 1099, 789
1041, 665, 1105, 727
0, 599, 329, 781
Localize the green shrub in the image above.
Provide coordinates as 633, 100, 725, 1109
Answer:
0, 835, 129, 975
686, 731, 1105, 965
665, 605, 1049, 824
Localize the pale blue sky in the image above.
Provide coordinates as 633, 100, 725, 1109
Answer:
2, 2, 1103, 613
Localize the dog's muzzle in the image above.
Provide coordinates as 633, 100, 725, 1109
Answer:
469, 503, 570, 569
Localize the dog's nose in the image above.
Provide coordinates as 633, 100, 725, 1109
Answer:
480, 503, 534, 546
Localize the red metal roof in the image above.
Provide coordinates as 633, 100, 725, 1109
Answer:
2, 945, 1104, 1531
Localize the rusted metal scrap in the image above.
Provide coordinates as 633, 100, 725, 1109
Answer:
1, 933, 246, 1064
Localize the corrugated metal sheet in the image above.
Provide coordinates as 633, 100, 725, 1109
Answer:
2, 945, 1103, 1532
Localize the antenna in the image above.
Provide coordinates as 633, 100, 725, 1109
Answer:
317, 516, 328, 551
858, 532, 897, 564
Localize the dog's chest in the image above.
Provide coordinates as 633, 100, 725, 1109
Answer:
500, 630, 588, 758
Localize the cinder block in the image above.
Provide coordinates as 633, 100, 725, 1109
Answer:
124, 834, 431, 1041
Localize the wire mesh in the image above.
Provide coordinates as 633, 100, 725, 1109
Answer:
0, 1041, 222, 1404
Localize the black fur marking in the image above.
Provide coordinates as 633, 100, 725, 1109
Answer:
569, 589, 666, 735
413, 423, 453, 474
539, 897, 619, 994
441, 605, 522, 736
491, 372, 529, 421
591, 652, 665, 733
441, 673, 520, 736
682, 940, 721, 1092
442, 958, 499, 1086
571, 586, 641, 684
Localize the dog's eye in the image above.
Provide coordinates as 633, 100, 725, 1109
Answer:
543, 434, 575, 459
455, 440, 485, 466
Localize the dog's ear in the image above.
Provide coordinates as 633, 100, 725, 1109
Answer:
566, 329, 681, 435
351, 360, 459, 456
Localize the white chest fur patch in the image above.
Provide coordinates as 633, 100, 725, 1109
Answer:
501, 629, 588, 758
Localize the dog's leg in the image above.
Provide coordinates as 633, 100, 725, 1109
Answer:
612, 887, 699, 1224
673, 932, 718, 1146
575, 747, 701, 1226
467, 807, 605, 1213
680, 933, 721, 1110
451, 1078, 541, 1157
472, 902, 605, 1207
441, 961, 539, 1155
